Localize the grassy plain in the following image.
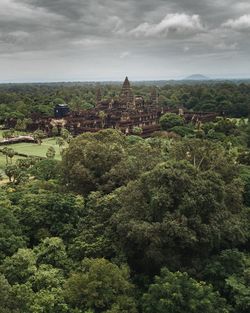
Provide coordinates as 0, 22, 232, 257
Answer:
0, 133, 62, 173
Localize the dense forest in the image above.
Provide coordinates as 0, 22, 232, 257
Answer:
0, 81, 250, 120
0, 82, 250, 313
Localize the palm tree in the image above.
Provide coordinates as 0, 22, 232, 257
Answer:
1, 147, 15, 165
99, 111, 107, 129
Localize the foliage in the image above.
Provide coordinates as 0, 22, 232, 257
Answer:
0, 193, 26, 262
142, 268, 230, 313
30, 159, 60, 181
46, 146, 56, 159
160, 113, 184, 130
62, 129, 161, 194
239, 166, 250, 206
12, 186, 84, 245
204, 249, 250, 313
64, 258, 137, 313
112, 161, 247, 273
33, 130, 46, 145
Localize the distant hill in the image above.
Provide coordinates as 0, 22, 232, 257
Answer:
184, 74, 210, 81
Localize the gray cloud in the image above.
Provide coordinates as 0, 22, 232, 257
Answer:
0, 0, 249, 82
129, 13, 205, 37
223, 14, 250, 31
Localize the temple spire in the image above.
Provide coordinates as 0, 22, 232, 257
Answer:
150, 87, 159, 105
120, 76, 134, 107
96, 87, 102, 102
122, 76, 131, 89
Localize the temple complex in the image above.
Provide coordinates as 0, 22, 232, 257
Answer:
5, 77, 217, 137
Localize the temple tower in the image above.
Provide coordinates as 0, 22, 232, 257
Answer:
119, 76, 135, 108
96, 87, 102, 107
150, 87, 159, 106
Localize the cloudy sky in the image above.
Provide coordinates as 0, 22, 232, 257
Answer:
0, 0, 250, 82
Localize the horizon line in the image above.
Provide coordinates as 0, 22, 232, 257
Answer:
1, 77, 250, 85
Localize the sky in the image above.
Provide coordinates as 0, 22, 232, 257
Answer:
0, 0, 250, 82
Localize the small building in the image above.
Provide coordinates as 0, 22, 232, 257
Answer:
54, 104, 70, 118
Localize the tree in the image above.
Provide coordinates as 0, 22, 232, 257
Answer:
28, 264, 65, 292
204, 249, 250, 313
62, 129, 161, 195
170, 139, 239, 182
64, 258, 137, 313
132, 126, 143, 135
4, 165, 28, 184
239, 166, 250, 206
60, 128, 70, 141
171, 125, 194, 137
142, 268, 230, 313
0, 274, 14, 313
15, 119, 25, 132
46, 146, 56, 159
1, 147, 16, 165
28, 287, 68, 313
0, 249, 37, 285
214, 118, 237, 136
15, 188, 84, 245
68, 191, 120, 261
160, 113, 184, 130
5, 165, 19, 182
53, 98, 65, 105
35, 237, 70, 270
246, 125, 250, 149
0, 248, 68, 313
15, 118, 31, 133
6, 148, 15, 164
30, 159, 60, 181
112, 161, 247, 274
0, 193, 26, 262
33, 130, 45, 145
2, 129, 15, 139
51, 126, 59, 138
99, 111, 107, 129
225, 269, 250, 313
62, 130, 126, 194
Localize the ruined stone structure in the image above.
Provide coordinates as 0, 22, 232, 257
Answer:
5, 77, 218, 137
57, 77, 168, 136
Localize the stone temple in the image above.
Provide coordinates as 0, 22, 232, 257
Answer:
5, 77, 217, 137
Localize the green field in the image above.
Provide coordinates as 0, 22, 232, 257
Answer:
0, 137, 62, 172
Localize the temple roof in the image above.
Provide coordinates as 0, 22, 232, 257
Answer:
122, 76, 131, 89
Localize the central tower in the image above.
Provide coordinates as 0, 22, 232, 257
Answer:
119, 76, 135, 108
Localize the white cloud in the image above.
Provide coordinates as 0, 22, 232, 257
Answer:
120, 51, 131, 59
72, 38, 104, 47
130, 13, 204, 37
223, 14, 250, 31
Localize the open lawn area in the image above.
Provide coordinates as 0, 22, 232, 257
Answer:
1, 138, 61, 159
0, 137, 62, 172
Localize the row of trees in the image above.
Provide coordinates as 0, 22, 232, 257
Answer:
0, 82, 250, 121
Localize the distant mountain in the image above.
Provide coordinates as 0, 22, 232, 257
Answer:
184, 74, 210, 81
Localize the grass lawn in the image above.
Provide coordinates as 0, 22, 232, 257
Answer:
1, 138, 62, 159
0, 137, 62, 173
